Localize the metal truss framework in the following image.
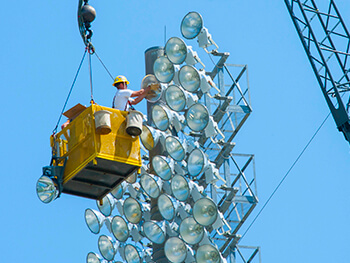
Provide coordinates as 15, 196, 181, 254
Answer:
285, 0, 350, 143
200, 53, 260, 263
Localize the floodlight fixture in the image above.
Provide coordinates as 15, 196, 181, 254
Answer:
152, 155, 174, 181
110, 182, 126, 200
123, 197, 142, 224
140, 124, 166, 151
85, 208, 106, 234
165, 37, 205, 67
181, 11, 203, 40
96, 194, 115, 217
187, 148, 208, 177
141, 74, 163, 103
185, 103, 209, 132
86, 252, 103, 263
151, 104, 172, 131
157, 193, 177, 221
165, 136, 187, 162
179, 217, 204, 245
181, 11, 219, 53
124, 244, 142, 263
98, 235, 117, 262
111, 215, 130, 242
142, 221, 166, 244
36, 175, 59, 204
193, 197, 218, 227
140, 173, 161, 199
153, 56, 175, 83
196, 244, 222, 263
165, 84, 198, 112
179, 65, 217, 94
164, 237, 188, 263
171, 174, 190, 201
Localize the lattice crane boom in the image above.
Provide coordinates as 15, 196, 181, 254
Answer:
285, 0, 350, 143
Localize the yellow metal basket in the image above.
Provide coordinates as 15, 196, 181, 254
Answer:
51, 104, 142, 200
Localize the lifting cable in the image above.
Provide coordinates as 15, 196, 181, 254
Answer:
241, 111, 331, 240
52, 49, 88, 135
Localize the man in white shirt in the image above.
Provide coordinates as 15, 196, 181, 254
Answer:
112, 75, 150, 111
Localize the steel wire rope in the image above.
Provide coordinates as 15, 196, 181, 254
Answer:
52, 49, 87, 134
88, 52, 94, 102
94, 51, 114, 80
240, 112, 331, 240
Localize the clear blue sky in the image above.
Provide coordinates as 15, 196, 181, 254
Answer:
1, 0, 349, 262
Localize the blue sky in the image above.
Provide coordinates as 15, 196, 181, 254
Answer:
1, 0, 349, 262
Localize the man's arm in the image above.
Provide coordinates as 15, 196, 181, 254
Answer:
130, 85, 152, 97
130, 85, 152, 105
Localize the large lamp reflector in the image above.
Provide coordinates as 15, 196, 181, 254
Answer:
111, 183, 124, 200
140, 125, 163, 151
97, 194, 115, 217
171, 175, 190, 201
185, 103, 209, 132
164, 237, 188, 263
123, 197, 142, 224
140, 173, 161, 198
158, 193, 176, 221
181, 11, 203, 39
151, 105, 171, 131
196, 244, 221, 263
165, 136, 186, 162
179, 217, 204, 245
193, 198, 218, 226
36, 175, 59, 204
86, 252, 102, 263
153, 56, 175, 83
111, 215, 129, 242
141, 74, 162, 103
165, 84, 197, 112
165, 84, 186, 112
143, 221, 166, 244
165, 37, 187, 65
124, 244, 141, 263
85, 208, 105, 234
187, 148, 208, 177
152, 155, 173, 181
98, 235, 117, 261
179, 65, 200, 92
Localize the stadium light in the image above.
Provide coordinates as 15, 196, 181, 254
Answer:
142, 221, 166, 244
141, 74, 163, 103
187, 148, 208, 177
36, 175, 59, 204
86, 252, 104, 263
140, 124, 166, 151
140, 173, 161, 199
152, 155, 174, 181
165, 136, 187, 162
193, 197, 218, 226
157, 193, 178, 221
165, 37, 204, 67
123, 197, 142, 224
124, 244, 142, 263
179, 217, 204, 245
153, 56, 175, 83
196, 244, 222, 263
85, 208, 106, 234
164, 237, 188, 263
185, 103, 210, 132
151, 104, 184, 132
179, 65, 217, 93
170, 174, 190, 201
110, 182, 126, 200
165, 84, 198, 112
181, 11, 219, 53
98, 235, 118, 262
96, 194, 115, 217
111, 215, 130, 242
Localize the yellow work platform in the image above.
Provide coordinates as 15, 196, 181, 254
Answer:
51, 103, 142, 200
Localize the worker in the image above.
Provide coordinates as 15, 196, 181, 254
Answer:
112, 75, 151, 111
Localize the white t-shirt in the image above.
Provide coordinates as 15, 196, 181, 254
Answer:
112, 89, 134, 111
